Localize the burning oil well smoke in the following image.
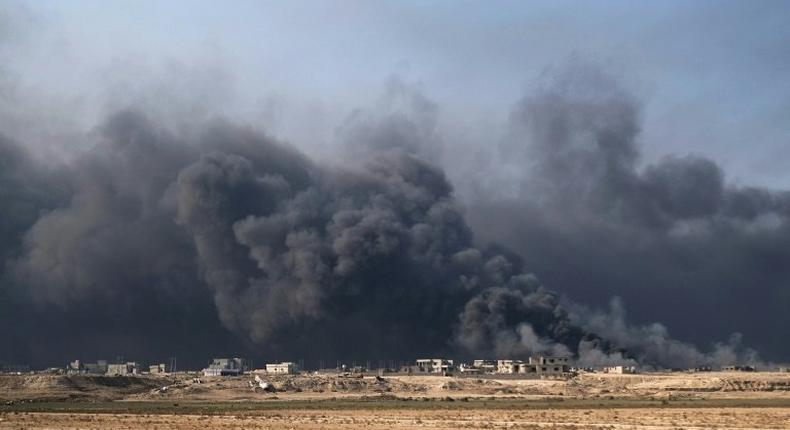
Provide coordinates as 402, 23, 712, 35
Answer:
0, 114, 756, 369
466, 60, 787, 368
0, 108, 594, 365
0, 55, 771, 369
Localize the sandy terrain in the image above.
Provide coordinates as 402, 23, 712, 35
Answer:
2, 372, 790, 428
3, 407, 790, 429
5, 372, 790, 402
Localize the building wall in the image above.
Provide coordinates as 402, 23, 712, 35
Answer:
266, 362, 298, 374
149, 364, 168, 374
106, 362, 139, 376
415, 359, 454, 374
497, 357, 569, 375
603, 366, 637, 374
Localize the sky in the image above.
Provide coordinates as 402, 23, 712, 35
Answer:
6, 0, 790, 186
1, 0, 789, 368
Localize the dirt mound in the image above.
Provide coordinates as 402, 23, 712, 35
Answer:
6, 372, 790, 403
576, 372, 790, 397
253, 375, 426, 394
0, 374, 163, 402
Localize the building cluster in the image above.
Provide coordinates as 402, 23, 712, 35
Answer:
8, 356, 770, 377
201, 360, 301, 377
202, 358, 247, 376
722, 365, 757, 372
66, 360, 169, 376
197, 355, 571, 378
417, 356, 572, 377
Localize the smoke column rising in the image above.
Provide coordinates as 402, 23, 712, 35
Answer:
0, 3, 782, 368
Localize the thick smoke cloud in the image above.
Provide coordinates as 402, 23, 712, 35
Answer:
468, 59, 790, 364
171, 117, 586, 360
338, 76, 443, 163
568, 298, 759, 369
0, 36, 780, 368
1, 102, 611, 367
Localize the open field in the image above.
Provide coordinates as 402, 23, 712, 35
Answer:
4, 405, 790, 429
2, 372, 790, 428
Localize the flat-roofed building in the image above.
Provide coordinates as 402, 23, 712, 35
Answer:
67, 359, 108, 375
415, 358, 454, 374
472, 360, 497, 373
497, 359, 531, 374
203, 358, 246, 376
107, 362, 140, 376
602, 365, 637, 374
497, 356, 570, 376
265, 362, 299, 374
149, 363, 169, 374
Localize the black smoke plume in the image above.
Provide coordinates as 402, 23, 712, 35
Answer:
0, 56, 773, 369
468, 59, 787, 365
0, 107, 604, 367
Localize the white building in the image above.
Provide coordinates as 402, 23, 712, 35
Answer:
203, 358, 245, 376
602, 365, 638, 374
265, 362, 299, 374
497, 356, 570, 375
415, 358, 454, 374
106, 362, 140, 376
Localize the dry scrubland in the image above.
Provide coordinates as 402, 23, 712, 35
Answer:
2, 372, 790, 429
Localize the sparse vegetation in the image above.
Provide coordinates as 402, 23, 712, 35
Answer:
2, 372, 790, 428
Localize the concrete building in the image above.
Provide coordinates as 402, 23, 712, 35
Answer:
602, 365, 637, 374
149, 363, 169, 374
67, 359, 108, 375
415, 358, 454, 374
265, 362, 299, 374
458, 363, 481, 374
530, 356, 569, 366
106, 362, 140, 376
203, 358, 246, 376
497, 356, 570, 376
472, 360, 497, 373
496, 359, 528, 374
530, 356, 570, 375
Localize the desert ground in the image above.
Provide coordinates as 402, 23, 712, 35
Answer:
2, 371, 790, 429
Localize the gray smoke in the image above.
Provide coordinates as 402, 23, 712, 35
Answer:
467, 59, 786, 366
0, 38, 778, 369
1, 104, 612, 367
568, 298, 759, 369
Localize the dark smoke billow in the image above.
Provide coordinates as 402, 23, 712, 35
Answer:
0, 108, 593, 366
469, 60, 789, 365
0, 58, 771, 369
